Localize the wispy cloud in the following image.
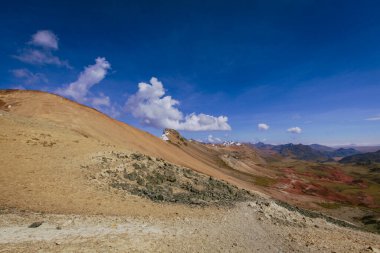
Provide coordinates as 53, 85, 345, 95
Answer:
125, 77, 231, 131
56, 57, 119, 117
258, 123, 269, 131
207, 134, 222, 143
10, 68, 48, 85
14, 49, 70, 67
366, 115, 380, 121
57, 57, 110, 102
91, 93, 111, 107
287, 126, 302, 134
14, 30, 70, 68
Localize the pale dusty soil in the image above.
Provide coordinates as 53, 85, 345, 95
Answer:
1, 201, 380, 253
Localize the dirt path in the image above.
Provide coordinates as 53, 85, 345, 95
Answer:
1, 201, 379, 252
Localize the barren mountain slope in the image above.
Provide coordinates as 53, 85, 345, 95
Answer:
0, 90, 262, 189
0, 90, 212, 170
0, 89, 266, 214
163, 129, 267, 175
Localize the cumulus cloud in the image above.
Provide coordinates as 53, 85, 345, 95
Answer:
10, 68, 48, 85
125, 77, 231, 131
258, 123, 269, 131
57, 57, 111, 103
366, 115, 380, 121
30, 30, 58, 50
14, 30, 70, 68
287, 127, 302, 134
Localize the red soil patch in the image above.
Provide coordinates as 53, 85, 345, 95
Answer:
274, 178, 349, 203
274, 168, 376, 208
355, 193, 375, 207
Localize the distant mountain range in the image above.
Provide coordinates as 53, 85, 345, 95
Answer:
309, 144, 335, 152
251, 142, 275, 150
339, 150, 380, 164
252, 142, 361, 161
271, 143, 328, 161
331, 148, 361, 157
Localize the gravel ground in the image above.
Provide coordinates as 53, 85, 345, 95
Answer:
1, 200, 379, 253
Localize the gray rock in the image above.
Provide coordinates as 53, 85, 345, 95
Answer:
28, 221, 43, 228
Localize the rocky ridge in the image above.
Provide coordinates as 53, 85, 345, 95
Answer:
83, 151, 252, 206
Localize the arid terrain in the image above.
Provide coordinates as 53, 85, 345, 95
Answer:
1, 90, 379, 252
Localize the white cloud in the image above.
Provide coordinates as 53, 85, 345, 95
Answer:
56, 57, 120, 118
366, 115, 380, 121
30, 30, 58, 50
258, 123, 269, 131
124, 77, 231, 131
287, 127, 302, 134
14, 30, 70, 68
14, 49, 70, 68
91, 93, 111, 107
101, 104, 121, 118
10, 68, 48, 85
57, 57, 111, 103
207, 135, 222, 143
180, 113, 231, 131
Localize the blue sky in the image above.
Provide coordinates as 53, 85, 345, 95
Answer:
1, 0, 380, 145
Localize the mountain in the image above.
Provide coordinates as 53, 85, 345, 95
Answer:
252, 142, 332, 161
254, 143, 360, 160
221, 140, 242, 146
271, 143, 330, 161
161, 128, 268, 180
251, 142, 275, 150
342, 145, 380, 153
309, 144, 335, 152
309, 145, 361, 159
0, 90, 268, 213
339, 150, 380, 164
0, 90, 214, 172
328, 148, 361, 158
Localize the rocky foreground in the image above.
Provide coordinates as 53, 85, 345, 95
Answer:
83, 151, 251, 205
1, 198, 380, 252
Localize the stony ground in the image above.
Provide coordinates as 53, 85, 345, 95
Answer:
1, 200, 380, 253
84, 151, 251, 205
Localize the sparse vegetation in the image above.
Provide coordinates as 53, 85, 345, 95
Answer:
316, 202, 343, 209
86, 151, 252, 206
252, 176, 276, 187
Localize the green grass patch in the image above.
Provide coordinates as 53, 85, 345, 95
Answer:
253, 176, 277, 187
316, 202, 344, 209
